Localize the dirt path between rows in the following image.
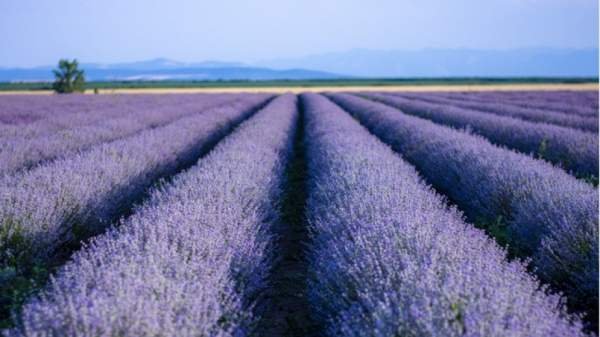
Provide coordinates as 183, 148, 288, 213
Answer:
255, 100, 320, 337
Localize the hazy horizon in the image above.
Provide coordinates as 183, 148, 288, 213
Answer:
0, 0, 598, 68
1, 47, 599, 69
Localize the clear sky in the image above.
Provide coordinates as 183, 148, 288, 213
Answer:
0, 0, 597, 67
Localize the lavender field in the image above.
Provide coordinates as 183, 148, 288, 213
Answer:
0, 91, 597, 337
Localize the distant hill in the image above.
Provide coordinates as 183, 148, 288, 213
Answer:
1, 48, 597, 82
256, 48, 599, 77
81, 58, 248, 71
0, 58, 344, 82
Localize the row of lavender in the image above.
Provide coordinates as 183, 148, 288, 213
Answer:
329, 93, 598, 330
0, 94, 258, 144
303, 93, 586, 337
435, 90, 598, 117
0, 94, 127, 125
0, 94, 184, 135
5, 93, 595, 336
8, 94, 298, 337
0, 94, 249, 176
363, 92, 598, 179
394, 92, 598, 132
0, 94, 232, 126
0, 94, 270, 322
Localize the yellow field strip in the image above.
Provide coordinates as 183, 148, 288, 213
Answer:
0, 83, 597, 95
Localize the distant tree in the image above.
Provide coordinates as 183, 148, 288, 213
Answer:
52, 59, 85, 93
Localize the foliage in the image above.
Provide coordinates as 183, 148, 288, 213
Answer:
363, 92, 598, 178
0, 94, 269, 329
8, 95, 297, 337
0, 94, 243, 175
0, 91, 596, 336
396, 91, 598, 132
52, 59, 85, 94
302, 93, 586, 337
330, 93, 598, 330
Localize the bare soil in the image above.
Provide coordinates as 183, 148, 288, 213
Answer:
254, 100, 320, 337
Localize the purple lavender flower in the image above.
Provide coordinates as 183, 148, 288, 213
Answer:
7, 94, 298, 337
328, 92, 598, 328
393, 92, 597, 132
0, 94, 250, 176
437, 90, 598, 117
302, 93, 587, 337
0, 94, 269, 272
361, 92, 598, 178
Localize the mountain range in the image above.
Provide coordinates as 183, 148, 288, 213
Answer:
0, 59, 342, 82
0, 48, 597, 82
257, 48, 599, 77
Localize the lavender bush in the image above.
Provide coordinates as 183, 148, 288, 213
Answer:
452, 90, 598, 118
328, 93, 599, 327
0, 94, 247, 176
0, 94, 161, 137
0, 94, 241, 141
436, 91, 598, 117
7, 94, 298, 337
394, 92, 597, 132
363, 93, 598, 179
0, 95, 267, 278
0, 95, 98, 125
302, 93, 587, 337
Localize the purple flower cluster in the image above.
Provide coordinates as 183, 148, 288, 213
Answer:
0, 94, 268, 271
394, 92, 597, 132
328, 93, 598, 325
0, 90, 596, 335
0, 94, 108, 125
0, 94, 177, 136
302, 93, 586, 337
8, 94, 298, 337
362, 93, 598, 178
440, 91, 598, 117
0, 94, 248, 176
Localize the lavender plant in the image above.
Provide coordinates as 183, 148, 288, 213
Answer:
447, 91, 599, 116
431, 91, 599, 118
361, 93, 598, 179
0, 94, 246, 175
394, 92, 597, 132
0, 95, 268, 320
0, 94, 241, 141
7, 94, 298, 337
328, 93, 599, 328
302, 93, 587, 337
0, 94, 162, 136
0, 94, 96, 125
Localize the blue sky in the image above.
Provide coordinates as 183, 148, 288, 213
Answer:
0, 0, 597, 67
